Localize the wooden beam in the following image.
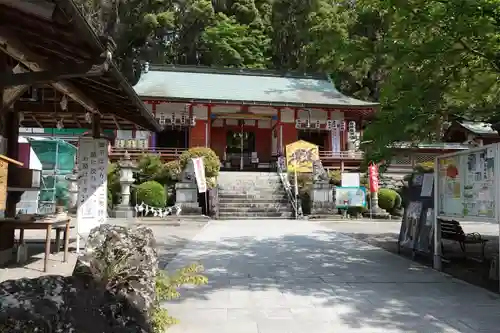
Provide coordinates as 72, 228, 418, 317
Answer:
31, 115, 43, 128
111, 114, 121, 129
0, 64, 107, 87
0, 30, 100, 113
1, 65, 29, 112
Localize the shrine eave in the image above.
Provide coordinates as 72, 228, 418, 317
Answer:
134, 66, 379, 113
144, 97, 376, 116
0, 0, 162, 132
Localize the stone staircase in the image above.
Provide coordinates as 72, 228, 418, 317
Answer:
216, 171, 294, 219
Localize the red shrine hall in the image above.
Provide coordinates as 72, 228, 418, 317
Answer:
113, 65, 378, 171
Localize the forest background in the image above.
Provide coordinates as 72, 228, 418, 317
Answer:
77, 0, 499, 162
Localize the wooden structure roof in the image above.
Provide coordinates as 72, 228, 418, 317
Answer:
0, 0, 162, 131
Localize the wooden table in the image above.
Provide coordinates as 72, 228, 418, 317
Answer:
0, 217, 71, 272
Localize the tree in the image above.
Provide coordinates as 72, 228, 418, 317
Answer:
202, 13, 270, 67
359, 0, 500, 162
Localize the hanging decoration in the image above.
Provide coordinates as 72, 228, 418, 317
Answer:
134, 202, 182, 218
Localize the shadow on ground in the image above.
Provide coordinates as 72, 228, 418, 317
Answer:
344, 231, 499, 293
164, 228, 500, 332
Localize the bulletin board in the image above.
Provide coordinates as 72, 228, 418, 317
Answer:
436, 144, 499, 223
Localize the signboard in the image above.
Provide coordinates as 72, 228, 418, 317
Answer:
192, 157, 207, 193
398, 173, 435, 255
341, 173, 360, 187
335, 187, 367, 208
0, 160, 8, 212
285, 140, 319, 172
436, 144, 498, 222
77, 138, 108, 234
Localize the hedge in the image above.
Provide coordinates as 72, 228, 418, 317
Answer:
378, 188, 401, 211
135, 181, 167, 207
179, 147, 220, 179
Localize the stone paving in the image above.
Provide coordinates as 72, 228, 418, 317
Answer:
164, 219, 500, 333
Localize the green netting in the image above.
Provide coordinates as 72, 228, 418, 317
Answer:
29, 138, 77, 211
30, 139, 76, 172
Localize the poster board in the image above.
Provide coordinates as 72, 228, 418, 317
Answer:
0, 155, 23, 217
436, 144, 499, 223
398, 173, 435, 255
77, 138, 108, 234
285, 140, 319, 172
335, 186, 366, 208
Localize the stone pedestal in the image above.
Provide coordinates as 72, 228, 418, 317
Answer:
367, 191, 390, 218
175, 181, 202, 215
310, 180, 335, 215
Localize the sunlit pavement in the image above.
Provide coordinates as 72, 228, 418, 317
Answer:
163, 219, 500, 333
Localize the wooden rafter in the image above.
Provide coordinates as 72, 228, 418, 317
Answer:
0, 29, 100, 114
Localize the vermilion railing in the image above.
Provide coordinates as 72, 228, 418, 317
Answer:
319, 151, 364, 160
110, 148, 364, 160
109, 147, 187, 159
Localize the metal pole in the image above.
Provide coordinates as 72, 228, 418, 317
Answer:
240, 122, 244, 170
294, 160, 299, 217
433, 156, 442, 270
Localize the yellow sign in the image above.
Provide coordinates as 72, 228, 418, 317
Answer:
286, 140, 319, 172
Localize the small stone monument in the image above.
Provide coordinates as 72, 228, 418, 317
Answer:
175, 159, 202, 215
310, 160, 335, 216
112, 152, 138, 218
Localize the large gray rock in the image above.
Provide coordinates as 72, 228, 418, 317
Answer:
73, 224, 158, 315
0, 276, 151, 332
0, 224, 159, 332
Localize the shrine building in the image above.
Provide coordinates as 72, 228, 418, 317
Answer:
112, 65, 378, 171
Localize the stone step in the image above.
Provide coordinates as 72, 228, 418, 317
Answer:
219, 195, 288, 201
218, 211, 294, 219
218, 182, 282, 189
218, 215, 294, 221
217, 198, 290, 204
218, 206, 291, 213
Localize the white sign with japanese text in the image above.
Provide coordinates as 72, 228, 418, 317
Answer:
77, 138, 108, 234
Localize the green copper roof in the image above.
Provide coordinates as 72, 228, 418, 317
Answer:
459, 121, 497, 135
133, 66, 377, 108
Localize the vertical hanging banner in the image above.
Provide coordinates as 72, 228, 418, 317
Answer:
77, 138, 108, 235
368, 163, 379, 193
192, 157, 207, 193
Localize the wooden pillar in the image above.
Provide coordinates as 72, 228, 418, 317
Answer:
0, 52, 15, 259
5, 110, 20, 218
92, 114, 101, 138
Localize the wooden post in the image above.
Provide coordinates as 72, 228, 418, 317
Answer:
5, 109, 20, 218
92, 113, 101, 138
0, 53, 15, 263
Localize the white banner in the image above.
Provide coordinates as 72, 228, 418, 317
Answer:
77, 138, 108, 234
331, 127, 341, 153
192, 157, 207, 193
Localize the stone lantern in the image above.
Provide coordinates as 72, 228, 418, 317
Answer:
65, 166, 79, 214
113, 152, 138, 218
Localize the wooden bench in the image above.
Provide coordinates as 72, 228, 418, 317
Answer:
439, 218, 488, 261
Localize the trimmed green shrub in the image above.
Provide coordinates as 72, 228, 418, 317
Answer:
328, 170, 341, 186
135, 181, 166, 207
107, 163, 121, 205
378, 188, 399, 211
163, 160, 182, 182
179, 147, 220, 179
347, 206, 368, 217
137, 154, 169, 185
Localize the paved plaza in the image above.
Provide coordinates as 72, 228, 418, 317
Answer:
164, 220, 500, 333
